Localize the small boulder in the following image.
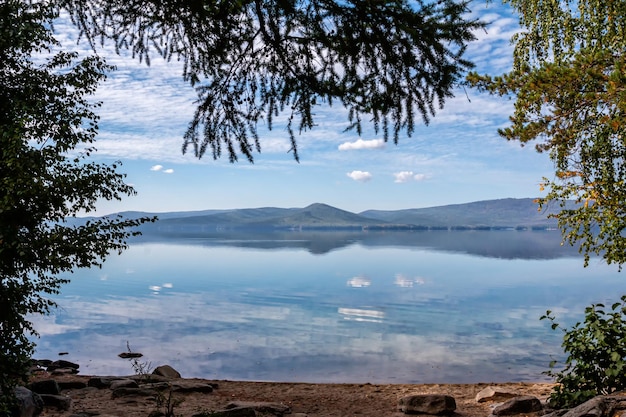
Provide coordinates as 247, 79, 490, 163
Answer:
109, 379, 139, 390
57, 380, 88, 390
50, 368, 79, 376
11, 386, 44, 417
398, 394, 457, 415
171, 381, 214, 394
118, 352, 143, 359
39, 394, 71, 411
49, 360, 79, 370
111, 387, 156, 398
492, 395, 543, 416
28, 379, 60, 395
476, 386, 519, 403
152, 365, 181, 379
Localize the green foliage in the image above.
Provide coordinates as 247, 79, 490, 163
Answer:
468, 1, 626, 265
59, 0, 483, 162
0, 0, 152, 406
540, 296, 626, 408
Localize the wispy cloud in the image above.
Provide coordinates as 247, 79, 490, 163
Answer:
347, 171, 372, 182
338, 139, 385, 151
150, 164, 174, 174
394, 171, 428, 183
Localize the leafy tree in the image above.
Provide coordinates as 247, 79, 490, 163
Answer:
59, 0, 483, 162
467, 0, 626, 407
0, 0, 151, 407
467, 0, 626, 267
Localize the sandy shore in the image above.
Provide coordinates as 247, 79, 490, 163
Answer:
35, 372, 555, 417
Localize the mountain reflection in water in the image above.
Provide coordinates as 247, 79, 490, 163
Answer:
135, 229, 578, 258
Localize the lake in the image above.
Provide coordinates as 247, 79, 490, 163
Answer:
32, 230, 625, 383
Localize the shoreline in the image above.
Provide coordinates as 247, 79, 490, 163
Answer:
31, 368, 556, 417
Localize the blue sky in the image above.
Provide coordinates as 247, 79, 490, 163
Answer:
55, 2, 553, 214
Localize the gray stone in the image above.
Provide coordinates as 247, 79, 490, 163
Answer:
39, 394, 71, 411
398, 394, 456, 415
118, 352, 143, 359
560, 395, 626, 417
49, 360, 79, 370
226, 400, 291, 415
58, 380, 88, 390
28, 379, 60, 395
50, 368, 79, 375
12, 386, 44, 417
88, 376, 126, 389
110, 387, 156, 398
492, 395, 542, 416
34, 359, 52, 368
171, 381, 214, 393
109, 379, 139, 390
476, 387, 519, 403
152, 365, 181, 379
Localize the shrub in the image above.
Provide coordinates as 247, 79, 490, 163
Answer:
541, 295, 626, 408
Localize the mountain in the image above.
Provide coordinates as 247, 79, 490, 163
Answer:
359, 198, 562, 229
144, 203, 384, 232
131, 198, 562, 234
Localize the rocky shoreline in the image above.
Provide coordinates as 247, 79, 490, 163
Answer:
11, 359, 626, 417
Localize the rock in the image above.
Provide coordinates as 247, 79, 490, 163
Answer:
398, 394, 456, 415
33, 359, 52, 368
118, 352, 143, 359
559, 395, 626, 417
57, 380, 88, 390
192, 407, 256, 417
50, 368, 79, 375
225, 401, 291, 415
111, 387, 156, 398
88, 376, 128, 389
492, 395, 542, 415
109, 379, 139, 390
171, 381, 214, 393
49, 360, 79, 370
28, 379, 60, 395
152, 365, 181, 379
12, 386, 44, 417
476, 386, 520, 403
39, 394, 71, 411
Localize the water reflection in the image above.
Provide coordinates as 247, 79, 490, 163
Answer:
135, 229, 581, 259
338, 308, 385, 322
346, 276, 371, 288
394, 274, 426, 288
31, 233, 625, 383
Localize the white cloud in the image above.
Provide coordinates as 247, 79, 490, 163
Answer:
150, 165, 163, 171
394, 171, 428, 183
338, 139, 385, 151
163, 168, 174, 174
347, 170, 372, 182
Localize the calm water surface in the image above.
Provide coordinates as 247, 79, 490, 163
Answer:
32, 231, 625, 383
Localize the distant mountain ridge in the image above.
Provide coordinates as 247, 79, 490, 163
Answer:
127, 198, 564, 234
